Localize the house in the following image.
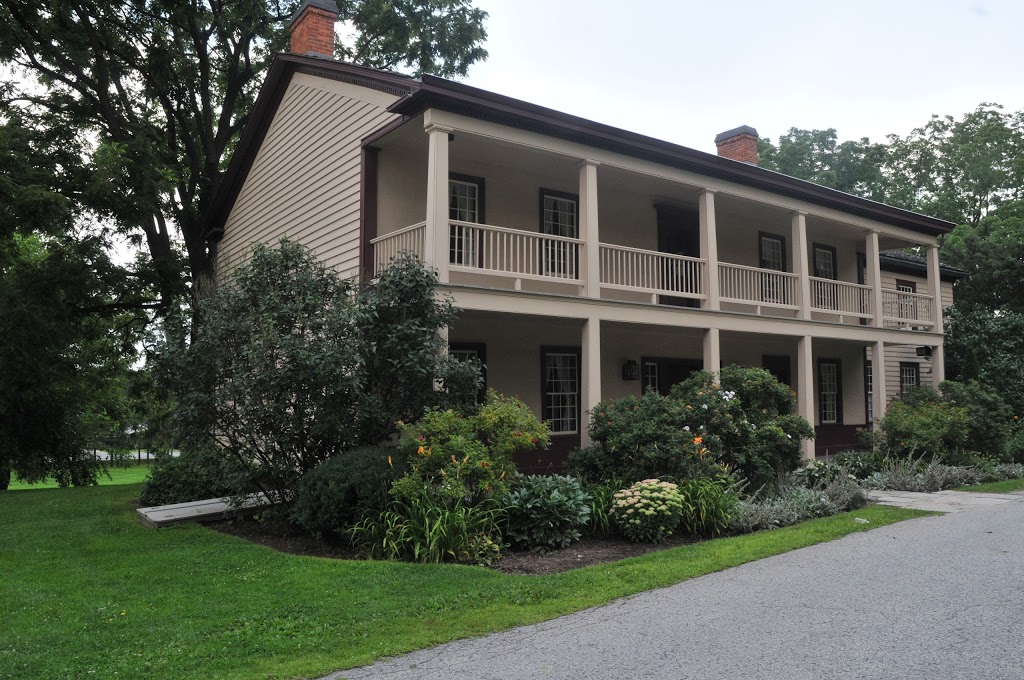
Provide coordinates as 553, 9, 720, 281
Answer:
204, 1, 963, 467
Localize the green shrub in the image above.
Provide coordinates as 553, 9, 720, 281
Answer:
572, 366, 812, 491
728, 484, 838, 534
940, 380, 1012, 459
349, 492, 504, 566
503, 474, 591, 552
880, 387, 972, 460
820, 475, 868, 511
995, 462, 1024, 480
862, 457, 985, 492
830, 451, 885, 480
290, 446, 406, 538
610, 479, 685, 543
139, 447, 250, 506
1006, 419, 1024, 463
677, 477, 737, 537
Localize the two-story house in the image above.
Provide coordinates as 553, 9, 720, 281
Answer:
204, 1, 962, 467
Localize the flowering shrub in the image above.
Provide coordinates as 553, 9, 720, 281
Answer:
611, 479, 685, 543
571, 366, 813, 491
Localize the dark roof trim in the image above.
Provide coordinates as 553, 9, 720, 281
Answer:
390, 75, 955, 237
879, 252, 967, 281
203, 54, 418, 241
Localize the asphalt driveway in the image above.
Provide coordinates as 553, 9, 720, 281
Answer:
336, 497, 1024, 679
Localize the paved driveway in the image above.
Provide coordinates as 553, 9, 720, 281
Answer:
336, 497, 1024, 680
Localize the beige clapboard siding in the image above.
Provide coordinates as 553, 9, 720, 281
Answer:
217, 74, 401, 279
868, 275, 954, 399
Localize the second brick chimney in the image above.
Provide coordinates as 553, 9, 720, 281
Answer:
715, 125, 759, 165
289, 0, 338, 58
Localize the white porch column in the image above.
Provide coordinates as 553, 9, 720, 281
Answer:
424, 122, 452, 282
932, 344, 945, 387
927, 244, 944, 334
703, 327, 721, 384
579, 159, 601, 298
698, 189, 720, 311
866, 230, 884, 328
791, 211, 811, 320
797, 335, 816, 461
871, 340, 887, 426
580, 317, 602, 446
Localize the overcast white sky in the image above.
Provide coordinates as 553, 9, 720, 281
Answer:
461, 0, 1024, 152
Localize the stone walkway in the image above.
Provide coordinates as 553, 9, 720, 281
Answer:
867, 488, 1024, 513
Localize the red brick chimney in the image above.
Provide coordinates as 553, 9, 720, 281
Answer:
288, 0, 338, 58
715, 125, 759, 165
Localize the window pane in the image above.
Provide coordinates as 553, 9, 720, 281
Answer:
865, 360, 873, 422
761, 236, 784, 271
815, 248, 835, 279
642, 361, 659, 393
542, 196, 577, 237
449, 181, 480, 266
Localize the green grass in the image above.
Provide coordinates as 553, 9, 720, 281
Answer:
0, 485, 930, 680
8, 462, 154, 490
953, 477, 1024, 493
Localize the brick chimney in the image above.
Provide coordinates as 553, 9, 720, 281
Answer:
289, 0, 338, 58
714, 125, 759, 165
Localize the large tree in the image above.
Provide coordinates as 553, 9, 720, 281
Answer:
0, 0, 488, 316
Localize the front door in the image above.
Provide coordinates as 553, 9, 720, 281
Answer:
656, 205, 700, 308
762, 354, 792, 388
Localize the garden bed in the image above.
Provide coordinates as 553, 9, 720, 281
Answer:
208, 514, 694, 574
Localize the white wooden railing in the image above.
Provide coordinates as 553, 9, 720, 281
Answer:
447, 220, 582, 284
370, 221, 425, 274
599, 244, 705, 300
881, 289, 935, 328
809, 277, 873, 320
719, 262, 799, 310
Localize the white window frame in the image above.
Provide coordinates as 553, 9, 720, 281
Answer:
819, 360, 840, 425
900, 363, 920, 395
449, 178, 481, 267
540, 191, 578, 278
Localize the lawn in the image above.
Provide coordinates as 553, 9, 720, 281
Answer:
0, 485, 930, 680
7, 462, 153, 490
954, 478, 1024, 493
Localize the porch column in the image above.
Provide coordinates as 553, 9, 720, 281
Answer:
424, 122, 452, 282
698, 189, 720, 311
703, 327, 721, 384
792, 211, 811, 319
932, 344, 945, 387
871, 340, 887, 425
926, 244, 944, 334
579, 159, 601, 298
866, 230, 884, 327
580, 317, 602, 446
797, 335, 815, 461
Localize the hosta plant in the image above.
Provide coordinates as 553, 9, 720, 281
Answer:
610, 479, 685, 543
503, 474, 592, 553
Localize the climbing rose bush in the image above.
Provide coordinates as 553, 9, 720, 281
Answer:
610, 479, 685, 543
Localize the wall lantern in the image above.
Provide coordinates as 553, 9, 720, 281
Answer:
622, 360, 640, 381
915, 347, 933, 358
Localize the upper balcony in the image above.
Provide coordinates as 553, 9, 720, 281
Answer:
366, 112, 942, 333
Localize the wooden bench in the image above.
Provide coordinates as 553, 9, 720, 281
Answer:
137, 493, 275, 528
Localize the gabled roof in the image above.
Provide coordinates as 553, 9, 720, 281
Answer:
204, 55, 957, 242
880, 249, 967, 281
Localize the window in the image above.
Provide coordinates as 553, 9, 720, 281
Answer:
819, 359, 842, 424
813, 244, 838, 309
542, 349, 580, 434
865, 359, 873, 422
900, 362, 920, 395
540, 189, 578, 278
896, 280, 917, 321
449, 174, 484, 266
642, 361, 659, 393
759, 233, 787, 304
450, 342, 487, 403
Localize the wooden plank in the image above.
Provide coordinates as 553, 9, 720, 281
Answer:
137, 493, 275, 529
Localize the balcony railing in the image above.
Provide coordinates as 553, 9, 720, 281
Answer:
600, 244, 705, 301
718, 262, 798, 310
809, 277, 873, 320
370, 221, 426, 274
447, 219, 582, 284
882, 289, 935, 329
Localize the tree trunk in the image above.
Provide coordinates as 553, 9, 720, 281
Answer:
0, 464, 11, 491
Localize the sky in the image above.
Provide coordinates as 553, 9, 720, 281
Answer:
461, 0, 1024, 153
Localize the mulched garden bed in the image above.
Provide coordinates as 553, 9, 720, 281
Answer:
206, 515, 693, 575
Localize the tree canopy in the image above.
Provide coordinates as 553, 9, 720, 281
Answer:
0, 0, 489, 316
